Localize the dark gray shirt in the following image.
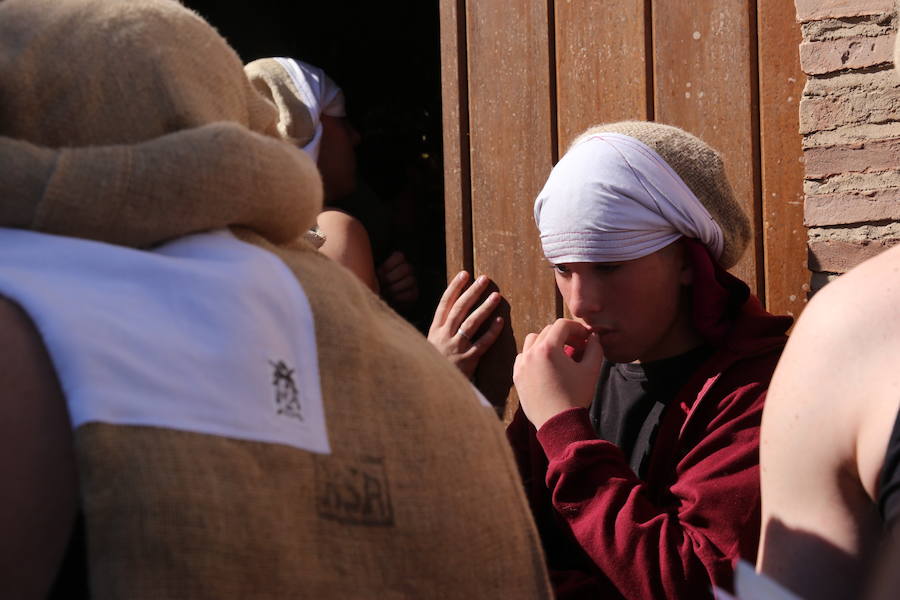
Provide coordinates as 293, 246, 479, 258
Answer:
590, 345, 713, 477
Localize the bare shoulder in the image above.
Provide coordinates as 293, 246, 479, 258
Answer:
317, 208, 369, 236
768, 246, 900, 493
765, 244, 900, 438
0, 296, 62, 391
0, 296, 78, 598
316, 209, 379, 293
758, 247, 900, 598
808, 243, 900, 334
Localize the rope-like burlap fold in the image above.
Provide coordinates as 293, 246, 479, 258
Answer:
0, 125, 321, 247
245, 58, 317, 148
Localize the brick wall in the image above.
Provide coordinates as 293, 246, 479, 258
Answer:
796, 0, 900, 291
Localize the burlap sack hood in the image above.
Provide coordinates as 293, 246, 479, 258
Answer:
0, 0, 322, 247
244, 57, 317, 148
0, 1, 551, 597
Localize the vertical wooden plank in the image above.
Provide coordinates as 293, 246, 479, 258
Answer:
653, 0, 762, 296
554, 1, 651, 323
758, 0, 808, 318
439, 0, 472, 276
466, 0, 556, 417
555, 0, 652, 149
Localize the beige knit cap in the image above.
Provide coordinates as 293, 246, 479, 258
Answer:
0, 0, 322, 246
572, 121, 751, 269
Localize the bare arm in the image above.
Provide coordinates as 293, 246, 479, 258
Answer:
0, 298, 78, 598
758, 246, 900, 599
317, 209, 380, 293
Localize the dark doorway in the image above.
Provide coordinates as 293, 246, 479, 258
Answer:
184, 1, 446, 332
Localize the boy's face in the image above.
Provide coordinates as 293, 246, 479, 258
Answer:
553, 241, 698, 363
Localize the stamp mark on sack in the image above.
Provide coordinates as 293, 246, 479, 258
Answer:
270, 359, 303, 421
315, 456, 394, 526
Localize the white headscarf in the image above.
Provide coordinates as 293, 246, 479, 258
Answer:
534, 133, 724, 264
274, 57, 346, 160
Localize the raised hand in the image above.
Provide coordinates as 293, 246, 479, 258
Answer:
513, 319, 603, 430
427, 271, 504, 379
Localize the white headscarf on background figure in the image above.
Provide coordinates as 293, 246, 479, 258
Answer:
245, 57, 345, 160
272, 58, 345, 160
244, 56, 347, 247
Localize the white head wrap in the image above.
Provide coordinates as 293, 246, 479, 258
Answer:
273, 57, 346, 160
534, 133, 724, 264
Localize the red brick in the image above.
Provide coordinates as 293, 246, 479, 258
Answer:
805, 188, 900, 225
795, 0, 893, 22
800, 87, 900, 133
808, 238, 897, 272
799, 34, 895, 75
804, 69, 900, 99
804, 138, 900, 178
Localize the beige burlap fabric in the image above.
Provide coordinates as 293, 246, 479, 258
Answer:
575, 121, 751, 269
0, 0, 321, 248
245, 58, 317, 147
0, 0, 551, 597
0, 125, 321, 247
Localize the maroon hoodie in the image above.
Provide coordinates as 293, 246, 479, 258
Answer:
506, 239, 792, 599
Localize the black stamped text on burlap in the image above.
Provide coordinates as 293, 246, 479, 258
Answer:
270, 359, 303, 421
315, 456, 395, 526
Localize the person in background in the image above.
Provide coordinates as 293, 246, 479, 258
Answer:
430, 121, 792, 599
246, 57, 421, 302
245, 57, 378, 291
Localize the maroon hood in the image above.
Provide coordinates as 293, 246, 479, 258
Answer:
684, 238, 792, 355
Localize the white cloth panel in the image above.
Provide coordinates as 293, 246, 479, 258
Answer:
0, 228, 330, 454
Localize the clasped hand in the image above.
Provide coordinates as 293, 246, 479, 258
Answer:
513, 319, 604, 430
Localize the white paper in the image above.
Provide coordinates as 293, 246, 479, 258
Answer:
714, 560, 803, 600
